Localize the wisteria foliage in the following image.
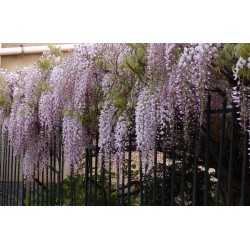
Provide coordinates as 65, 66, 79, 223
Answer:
0, 43, 248, 181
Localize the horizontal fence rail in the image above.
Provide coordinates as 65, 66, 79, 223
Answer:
0, 96, 249, 206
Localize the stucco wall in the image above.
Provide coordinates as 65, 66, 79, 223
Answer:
0, 43, 64, 71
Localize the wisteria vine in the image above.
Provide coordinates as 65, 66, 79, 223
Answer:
0, 43, 247, 181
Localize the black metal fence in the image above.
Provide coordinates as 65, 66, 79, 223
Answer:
0, 95, 249, 206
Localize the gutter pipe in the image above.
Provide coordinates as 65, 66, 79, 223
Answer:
0, 44, 76, 56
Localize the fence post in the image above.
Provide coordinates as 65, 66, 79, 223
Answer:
144, 163, 148, 206
216, 99, 227, 206
204, 94, 211, 205
89, 148, 93, 206
70, 165, 75, 206
46, 164, 49, 206
10, 144, 14, 206
108, 156, 111, 206
61, 148, 64, 206
127, 131, 132, 206
50, 146, 53, 206
180, 144, 186, 206
1, 134, 6, 206
21, 175, 26, 206
94, 134, 98, 206
121, 166, 125, 206
240, 127, 249, 205
84, 148, 89, 206
153, 148, 157, 206
58, 140, 61, 206
162, 148, 167, 206
139, 152, 143, 206
170, 146, 176, 206
53, 136, 56, 206
17, 155, 20, 206
13, 155, 17, 205
5, 140, 10, 206
42, 168, 44, 206
227, 103, 235, 206
101, 153, 105, 206
116, 160, 120, 206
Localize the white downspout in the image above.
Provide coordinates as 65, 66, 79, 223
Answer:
0, 44, 76, 56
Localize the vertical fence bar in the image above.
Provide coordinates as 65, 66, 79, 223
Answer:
153, 149, 157, 206
42, 169, 44, 206
121, 165, 125, 206
14, 155, 17, 206
216, 99, 226, 206
1, 136, 6, 206
0, 141, 2, 205
9, 144, 14, 206
32, 171, 35, 206
240, 129, 249, 205
5, 141, 10, 206
21, 173, 26, 206
3, 137, 7, 206
116, 162, 120, 206
50, 147, 53, 206
0, 137, 2, 205
4, 140, 8, 205
53, 136, 56, 206
8, 142, 12, 206
192, 128, 199, 206
46, 165, 49, 206
101, 154, 105, 206
13, 155, 17, 206
144, 164, 148, 206
61, 148, 64, 206
1, 141, 3, 203
10, 145, 14, 206
204, 94, 211, 206
4, 139, 9, 205
89, 149, 93, 206
170, 146, 176, 206
139, 152, 143, 206
28, 185, 31, 206
162, 148, 167, 206
3, 140, 9, 206
5, 137, 10, 206
73, 168, 76, 206
70, 166, 74, 206
37, 163, 40, 206
127, 131, 132, 206
57, 141, 61, 206
107, 157, 111, 206
84, 148, 89, 206
17, 156, 20, 206
180, 144, 186, 206
2, 136, 7, 206
94, 134, 98, 206
227, 104, 235, 206
0, 136, 5, 206
21, 175, 26, 206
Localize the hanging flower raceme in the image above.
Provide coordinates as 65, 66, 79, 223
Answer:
62, 114, 90, 170
147, 43, 167, 86
135, 88, 159, 169
99, 100, 117, 165
114, 113, 131, 161
163, 44, 218, 144
232, 54, 250, 156
39, 92, 54, 141
23, 141, 40, 184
